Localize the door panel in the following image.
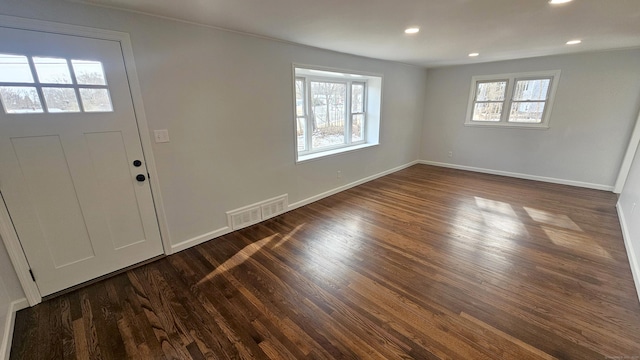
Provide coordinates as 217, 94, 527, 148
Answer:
10, 135, 96, 268
0, 27, 164, 296
85, 131, 146, 250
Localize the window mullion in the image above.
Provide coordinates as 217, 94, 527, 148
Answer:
502, 98, 509, 123
345, 80, 352, 145
502, 78, 514, 123
305, 78, 313, 151
66, 58, 85, 113
362, 83, 367, 143
26, 56, 48, 113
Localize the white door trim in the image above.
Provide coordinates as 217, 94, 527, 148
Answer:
0, 193, 40, 306
0, 15, 172, 306
615, 106, 640, 193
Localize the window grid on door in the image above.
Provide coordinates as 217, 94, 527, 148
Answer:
0, 53, 114, 114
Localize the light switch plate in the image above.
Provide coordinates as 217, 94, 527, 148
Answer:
154, 129, 170, 143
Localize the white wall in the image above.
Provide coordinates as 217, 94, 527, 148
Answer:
0, 0, 427, 250
0, 240, 22, 307
0, 0, 637, 353
0, 279, 9, 360
619, 129, 640, 301
421, 50, 640, 189
0, 237, 26, 359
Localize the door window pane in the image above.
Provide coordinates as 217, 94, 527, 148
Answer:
0, 86, 43, 113
42, 88, 80, 113
0, 54, 113, 115
0, 54, 34, 83
33, 57, 73, 84
72, 60, 107, 85
79, 88, 113, 112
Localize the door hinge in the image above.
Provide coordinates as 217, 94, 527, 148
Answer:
29, 269, 35, 282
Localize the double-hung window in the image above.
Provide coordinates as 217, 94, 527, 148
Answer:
465, 70, 560, 129
294, 66, 381, 162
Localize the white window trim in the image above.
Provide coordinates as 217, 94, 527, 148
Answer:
293, 64, 382, 163
297, 142, 378, 162
464, 70, 561, 130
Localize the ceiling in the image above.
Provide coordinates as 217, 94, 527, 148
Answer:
76, 0, 640, 67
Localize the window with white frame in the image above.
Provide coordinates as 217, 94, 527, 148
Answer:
294, 66, 381, 162
465, 70, 560, 128
0, 54, 113, 114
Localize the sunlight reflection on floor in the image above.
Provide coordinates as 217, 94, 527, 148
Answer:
272, 223, 305, 248
521, 207, 611, 258
470, 199, 611, 260
197, 234, 278, 285
540, 225, 612, 260
474, 197, 527, 236
524, 207, 582, 231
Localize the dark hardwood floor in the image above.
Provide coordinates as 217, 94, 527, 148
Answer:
10, 164, 640, 359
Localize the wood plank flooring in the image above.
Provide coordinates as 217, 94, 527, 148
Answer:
10, 164, 640, 359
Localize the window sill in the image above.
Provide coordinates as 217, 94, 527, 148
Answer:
296, 143, 379, 163
464, 122, 549, 130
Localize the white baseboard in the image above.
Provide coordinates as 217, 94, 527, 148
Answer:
170, 226, 231, 254
288, 160, 420, 210
617, 203, 640, 304
418, 160, 614, 191
169, 160, 420, 254
1, 298, 28, 360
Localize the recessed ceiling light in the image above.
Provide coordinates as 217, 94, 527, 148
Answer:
404, 27, 420, 34
549, 0, 572, 4
468, 53, 480, 57
566, 39, 582, 45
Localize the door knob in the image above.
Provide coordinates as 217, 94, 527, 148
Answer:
136, 174, 146, 182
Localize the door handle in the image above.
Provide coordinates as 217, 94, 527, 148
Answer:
136, 174, 146, 182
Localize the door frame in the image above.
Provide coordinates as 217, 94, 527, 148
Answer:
614, 106, 640, 193
0, 15, 172, 306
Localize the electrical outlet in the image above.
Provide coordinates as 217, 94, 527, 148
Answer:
337, 170, 342, 179
448, 151, 453, 158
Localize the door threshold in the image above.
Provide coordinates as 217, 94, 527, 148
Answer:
42, 254, 166, 302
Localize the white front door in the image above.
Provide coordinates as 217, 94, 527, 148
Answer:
0, 27, 164, 296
